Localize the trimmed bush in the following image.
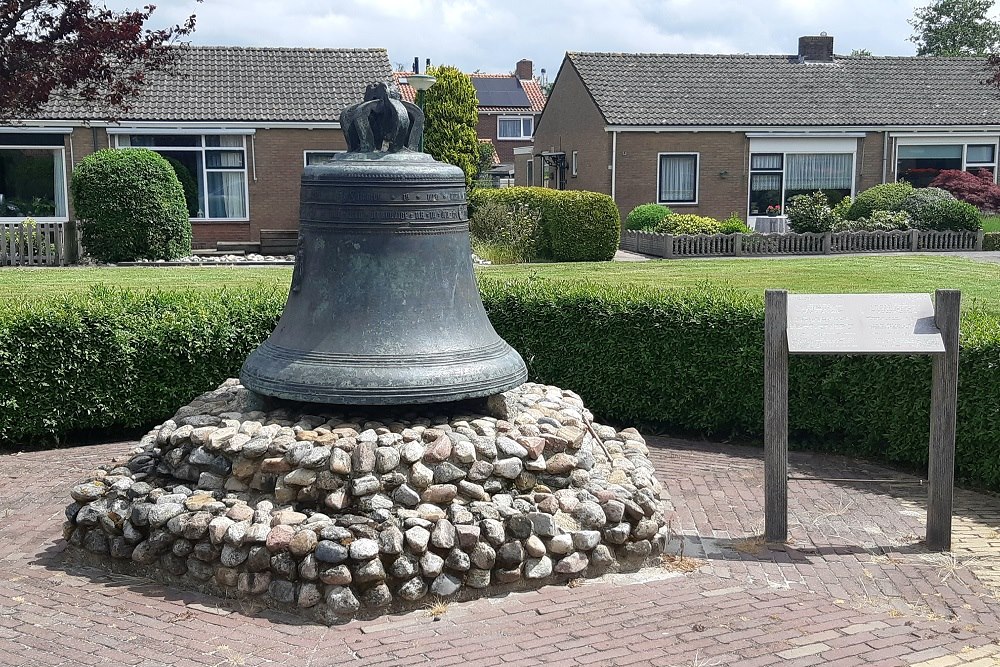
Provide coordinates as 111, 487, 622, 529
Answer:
846, 182, 914, 220
719, 212, 752, 234
831, 195, 852, 221
626, 203, 672, 231
832, 210, 912, 232
786, 191, 836, 233
468, 187, 619, 262
930, 168, 1000, 212
984, 232, 1000, 251
4, 281, 1000, 492
71, 148, 192, 262
653, 214, 721, 235
897, 187, 956, 229
910, 198, 982, 231
0, 287, 283, 445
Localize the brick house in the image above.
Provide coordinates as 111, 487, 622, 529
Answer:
523, 36, 1000, 230
395, 60, 546, 184
2, 46, 391, 249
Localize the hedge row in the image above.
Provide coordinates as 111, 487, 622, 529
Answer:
468, 187, 620, 261
3, 282, 1000, 491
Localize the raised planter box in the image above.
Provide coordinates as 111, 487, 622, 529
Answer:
620, 229, 985, 259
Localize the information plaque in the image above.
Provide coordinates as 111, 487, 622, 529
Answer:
786, 293, 945, 355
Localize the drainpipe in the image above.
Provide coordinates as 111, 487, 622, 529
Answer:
611, 130, 618, 201
881, 131, 889, 184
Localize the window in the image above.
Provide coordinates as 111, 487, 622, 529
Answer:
571, 151, 578, 177
0, 134, 68, 220
748, 152, 853, 215
116, 133, 248, 220
657, 153, 698, 204
498, 116, 533, 140
526, 159, 533, 186
896, 141, 999, 187
304, 150, 344, 167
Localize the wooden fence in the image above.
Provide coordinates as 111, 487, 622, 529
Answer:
621, 229, 986, 259
0, 221, 79, 267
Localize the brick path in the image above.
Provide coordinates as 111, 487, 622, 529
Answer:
1, 437, 998, 666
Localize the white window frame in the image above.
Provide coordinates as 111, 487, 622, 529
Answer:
114, 133, 250, 222
303, 150, 345, 167
893, 137, 999, 183
0, 143, 69, 222
746, 137, 858, 216
571, 150, 578, 177
497, 115, 534, 141
657, 152, 699, 205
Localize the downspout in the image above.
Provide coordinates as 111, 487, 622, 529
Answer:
882, 131, 889, 184
251, 134, 258, 182
611, 130, 618, 201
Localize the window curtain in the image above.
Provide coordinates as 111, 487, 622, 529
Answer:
499, 119, 520, 138
785, 153, 852, 190
53, 150, 67, 217
209, 172, 246, 218
659, 155, 696, 201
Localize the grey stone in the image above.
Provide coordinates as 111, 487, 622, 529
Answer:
433, 462, 466, 484
220, 544, 249, 567
284, 468, 318, 486
508, 515, 533, 539
297, 582, 322, 608
524, 556, 553, 579
496, 435, 528, 458
622, 539, 652, 560
405, 526, 431, 553
431, 519, 456, 549
350, 538, 380, 560
325, 586, 360, 615
604, 522, 631, 545
247, 545, 271, 571
525, 535, 547, 557
603, 500, 626, 523
444, 548, 471, 572
466, 567, 491, 589
268, 579, 297, 604
591, 544, 615, 566
397, 576, 427, 601
454, 524, 481, 550
353, 557, 386, 584
315, 540, 349, 564
148, 503, 185, 528
400, 440, 425, 463
528, 512, 559, 537
302, 446, 331, 469
352, 441, 377, 472
375, 446, 400, 473
453, 439, 477, 463
329, 448, 351, 474
352, 474, 380, 496
71, 482, 107, 503
430, 572, 462, 597
496, 541, 525, 568
379, 526, 404, 555
554, 551, 589, 574
361, 583, 392, 609
480, 519, 505, 545
319, 564, 352, 585
470, 542, 496, 570
573, 501, 607, 530
409, 462, 434, 489
634, 519, 659, 540
467, 460, 494, 481
492, 457, 523, 479
420, 551, 444, 577
573, 530, 602, 551
458, 480, 489, 501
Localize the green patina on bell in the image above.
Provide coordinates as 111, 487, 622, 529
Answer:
240, 83, 527, 404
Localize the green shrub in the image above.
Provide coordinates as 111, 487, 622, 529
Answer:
71, 148, 192, 262
164, 156, 199, 218
479, 277, 1000, 491
719, 212, 752, 234
626, 203, 672, 231
833, 209, 912, 232
984, 232, 1000, 251
469, 198, 541, 263
468, 187, 619, 262
847, 182, 914, 220
654, 214, 721, 235
897, 188, 981, 231
786, 191, 836, 233
831, 195, 852, 221
0, 286, 283, 445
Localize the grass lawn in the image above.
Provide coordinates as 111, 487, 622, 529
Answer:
981, 214, 1000, 232
3, 255, 999, 313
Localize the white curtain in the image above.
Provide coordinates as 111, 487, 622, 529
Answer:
785, 153, 852, 190
53, 150, 67, 217
209, 172, 246, 218
659, 155, 696, 201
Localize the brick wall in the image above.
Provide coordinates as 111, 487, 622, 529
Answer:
478, 114, 536, 164
529, 59, 611, 195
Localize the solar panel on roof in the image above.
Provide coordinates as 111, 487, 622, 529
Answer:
471, 77, 531, 108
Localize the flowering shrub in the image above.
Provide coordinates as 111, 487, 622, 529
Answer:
786, 191, 836, 233
833, 210, 912, 232
653, 214, 722, 235
469, 199, 542, 263
929, 169, 1000, 212
626, 203, 673, 231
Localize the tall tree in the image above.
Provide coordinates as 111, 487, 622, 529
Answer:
909, 0, 1000, 56
422, 65, 480, 186
0, 1, 199, 122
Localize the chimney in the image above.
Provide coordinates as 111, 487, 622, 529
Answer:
412, 57, 419, 74
515, 59, 533, 80
798, 34, 834, 62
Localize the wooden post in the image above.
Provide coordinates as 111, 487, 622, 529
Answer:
927, 289, 961, 550
764, 289, 789, 543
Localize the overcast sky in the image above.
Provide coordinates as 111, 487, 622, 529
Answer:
115, 0, 931, 80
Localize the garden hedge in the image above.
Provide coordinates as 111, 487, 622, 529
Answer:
468, 187, 620, 261
3, 281, 1000, 492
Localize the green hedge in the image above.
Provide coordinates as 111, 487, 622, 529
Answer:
468, 187, 620, 261
4, 281, 1000, 492
984, 232, 1000, 251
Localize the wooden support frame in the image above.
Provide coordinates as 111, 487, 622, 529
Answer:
764, 289, 961, 550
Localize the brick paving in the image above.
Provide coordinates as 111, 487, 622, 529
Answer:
1, 437, 998, 666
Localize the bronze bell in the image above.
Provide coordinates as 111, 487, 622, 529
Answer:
240, 83, 527, 405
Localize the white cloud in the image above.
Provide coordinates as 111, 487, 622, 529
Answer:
105, 0, 929, 78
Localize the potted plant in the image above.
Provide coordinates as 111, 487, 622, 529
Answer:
766, 204, 781, 217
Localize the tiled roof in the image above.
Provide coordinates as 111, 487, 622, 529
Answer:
394, 71, 546, 113
35, 46, 392, 122
567, 52, 1000, 126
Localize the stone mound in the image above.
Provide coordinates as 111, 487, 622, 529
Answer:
63, 380, 669, 623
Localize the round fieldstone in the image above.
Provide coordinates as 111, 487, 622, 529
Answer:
297, 582, 322, 608
354, 557, 386, 584
349, 538, 379, 560
430, 572, 462, 596
524, 556, 553, 579
389, 554, 420, 579
379, 527, 404, 555
591, 544, 615, 567
572, 531, 602, 551
405, 526, 430, 553
397, 576, 427, 601
266, 524, 295, 552
444, 548, 471, 572
288, 529, 318, 557
71, 482, 107, 503
362, 583, 392, 608
237, 572, 269, 595
554, 551, 589, 574
420, 551, 444, 577
573, 501, 607, 530
319, 564, 352, 585
496, 541, 525, 568
325, 586, 360, 615
315, 540, 349, 564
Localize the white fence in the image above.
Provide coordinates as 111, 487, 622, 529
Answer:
621, 229, 985, 259
0, 221, 79, 267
